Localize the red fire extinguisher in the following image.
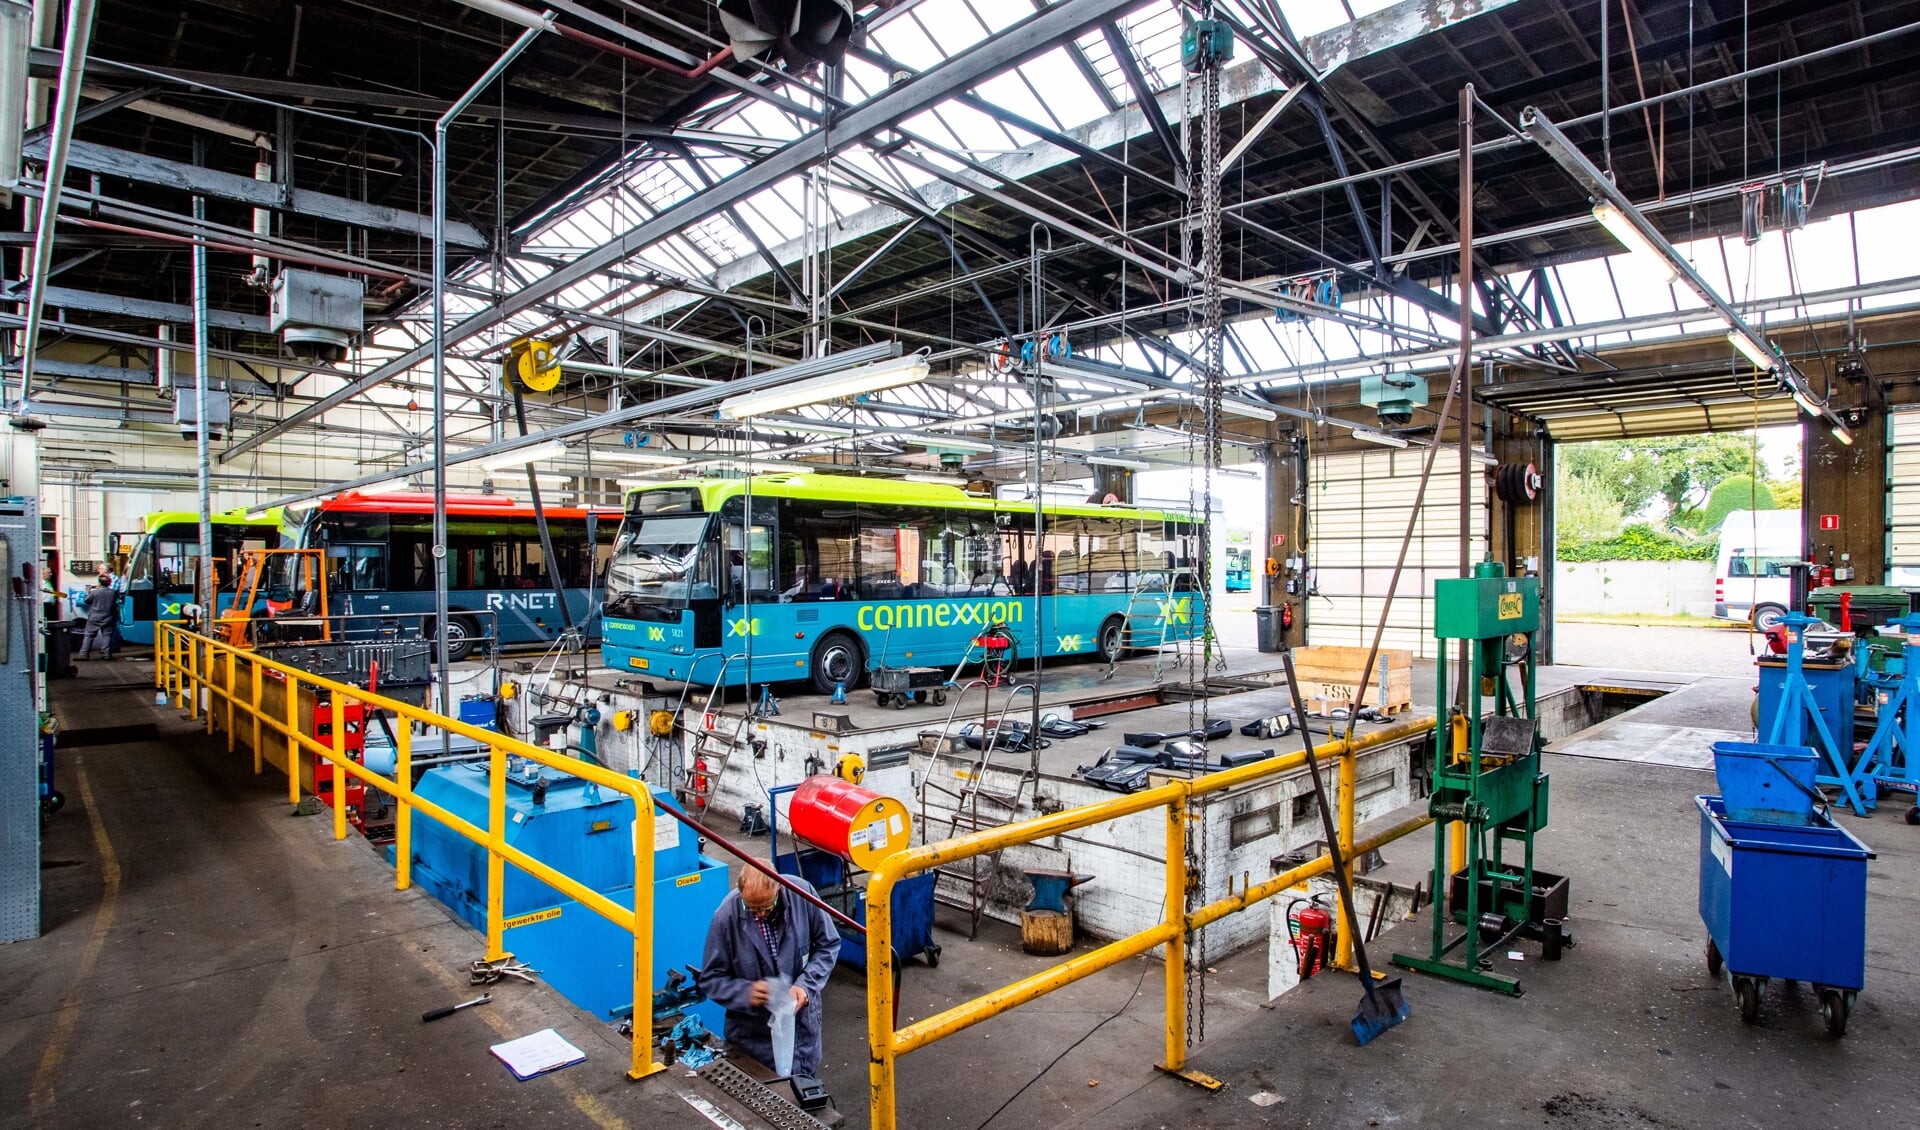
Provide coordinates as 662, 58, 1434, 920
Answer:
1279, 603, 1294, 630
691, 756, 710, 810
1287, 900, 1332, 979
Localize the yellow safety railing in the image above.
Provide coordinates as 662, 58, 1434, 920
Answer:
864, 720, 1435, 1130
154, 623, 666, 1080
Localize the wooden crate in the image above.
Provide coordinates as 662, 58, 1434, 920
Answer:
1290, 645, 1414, 715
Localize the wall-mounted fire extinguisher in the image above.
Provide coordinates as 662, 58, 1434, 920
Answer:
1280, 603, 1294, 630
1288, 899, 1332, 979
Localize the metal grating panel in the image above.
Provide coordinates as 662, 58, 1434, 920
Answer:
1306, 448, 1485, 659
0, 500, 42, 943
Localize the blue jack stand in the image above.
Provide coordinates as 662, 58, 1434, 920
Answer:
1855, 614, 1920, 823
1765, 612, 1870, 816
831, 681, 847, 705
757, 684, 781, 718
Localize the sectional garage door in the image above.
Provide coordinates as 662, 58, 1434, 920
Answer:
1306, 447, 1486, 659
1889, 409, 1920, 584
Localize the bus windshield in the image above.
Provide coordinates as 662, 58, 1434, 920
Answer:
605, 514, 711, 614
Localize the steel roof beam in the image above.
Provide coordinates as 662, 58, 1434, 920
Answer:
221, 0, 1147, 460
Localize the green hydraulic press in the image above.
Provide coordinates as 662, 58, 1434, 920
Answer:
1391, 562, 1569, 995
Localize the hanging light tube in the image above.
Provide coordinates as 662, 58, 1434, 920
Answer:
907, 433, 994, 453
1350, 427, 1409, 449
590, 447, 689, 465
1728, 329, 1779, 373
1087, 454, 1149, 471
1219, 398, 1279, 422
1592, 203, 1680, 283
1790, 387, 1822, 416
478, 438, 567, 471
1830, 423, 1854, 446
717, 353, 930, 419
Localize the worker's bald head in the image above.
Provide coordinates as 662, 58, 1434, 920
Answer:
740, 868, 779, 915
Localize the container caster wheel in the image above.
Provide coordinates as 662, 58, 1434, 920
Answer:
1820, 989, 1850, 1037
1706, 938, 1722, 978
1736, 977, 1762, 1025
1906, 805, 1920, 826
926, 945, 942, 968
933, 691, 947, 707
894, 695, 910, 711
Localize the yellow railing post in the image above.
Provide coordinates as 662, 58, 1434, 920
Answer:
154, 625, 165, 691
1162, 796, 1189, 1072
866, 864, 900, 1130
628, 791, 662, 1080
286, 672, 302, 805
1336, 747, 1357, 971
331, 693, 349, 841
251, 659, 264, 774
188, 637, 201, 720
395, 722, 413, 891
225, 648, 238, 752
485, 741, 507, 961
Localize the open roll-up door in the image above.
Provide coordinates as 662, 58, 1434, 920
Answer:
1307, 447, 1486, 659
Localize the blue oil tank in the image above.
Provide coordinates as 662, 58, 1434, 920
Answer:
408, 760, 727, 1029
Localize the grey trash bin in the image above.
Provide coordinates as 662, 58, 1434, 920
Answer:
1254, 606, 1285, 653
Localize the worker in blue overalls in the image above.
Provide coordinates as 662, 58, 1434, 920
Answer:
698, 868, 840, 1076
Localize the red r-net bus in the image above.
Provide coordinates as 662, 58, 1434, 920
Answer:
276, 491, 620, 657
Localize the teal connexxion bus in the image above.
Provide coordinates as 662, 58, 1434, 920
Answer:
599, 474, 1207, 691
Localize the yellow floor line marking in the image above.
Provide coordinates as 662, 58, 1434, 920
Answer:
30, 753, 122, 1122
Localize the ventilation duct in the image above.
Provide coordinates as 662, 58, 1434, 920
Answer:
715, 0, 854, 68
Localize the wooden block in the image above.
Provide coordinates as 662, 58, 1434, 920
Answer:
1021, 909, 1075, 955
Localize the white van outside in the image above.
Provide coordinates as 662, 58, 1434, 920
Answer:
1713, 509, 1804, 630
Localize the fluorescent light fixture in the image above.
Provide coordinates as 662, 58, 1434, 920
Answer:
1790, 388, 1822, 416
1220, 398, 1279, 422
616, 477, 670, 488
1471, 450, 1499, 466
750, 418, 857, 438
357, 479, 415, 496
1351, 427, 1409, 449
1593, 203, 1679, 283
905, 474, 964, 485
907, 433, 994, 453
678, 457, 797, 475
1830, 423, 1854, 446
244, 507, 270, 520
718, 354, 930, 419
1087, 454, 1150, 471
590, 447, 687, 465
286, 496, 324, 512
1727, 330, 1778, 372
478, 439, 567, 471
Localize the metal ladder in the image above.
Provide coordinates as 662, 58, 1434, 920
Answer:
674, 655, 750, 815
916, 681, 1037, 938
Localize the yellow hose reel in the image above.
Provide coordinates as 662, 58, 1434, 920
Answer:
507, 338, 562, 392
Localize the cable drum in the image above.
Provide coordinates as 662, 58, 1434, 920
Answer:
1494, 462, 1542, 505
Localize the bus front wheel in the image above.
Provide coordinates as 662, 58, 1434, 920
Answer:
1097, 616, 1128, 664
810, 631, 865, 696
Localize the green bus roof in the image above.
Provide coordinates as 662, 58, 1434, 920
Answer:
143, 507, 283, 533
624, 474, 1197, 523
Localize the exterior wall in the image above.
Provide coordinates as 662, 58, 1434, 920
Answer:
1552, 560, 1716, 616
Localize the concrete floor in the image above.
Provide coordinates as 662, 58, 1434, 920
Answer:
0, 659, 801, 1130
16, 649, 1907, 1130
1554, 621, 1763, 678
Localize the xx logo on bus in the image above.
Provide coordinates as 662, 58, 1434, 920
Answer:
1159, 596, 1193, 625
728, 617, 763, 637
647, 626, 666, 641
162, 600, 184, 616
1056, 634, 1084, 653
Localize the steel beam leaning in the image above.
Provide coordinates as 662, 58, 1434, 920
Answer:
220, 0, 1149, 460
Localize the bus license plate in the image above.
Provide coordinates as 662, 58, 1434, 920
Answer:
629, 656, 649, 670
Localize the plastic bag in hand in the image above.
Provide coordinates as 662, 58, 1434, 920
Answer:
765, 973, 796, 1076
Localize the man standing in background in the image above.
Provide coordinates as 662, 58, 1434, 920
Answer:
78, 574, 118, 660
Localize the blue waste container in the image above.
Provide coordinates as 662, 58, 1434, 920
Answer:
1697, 795, 1872, 1036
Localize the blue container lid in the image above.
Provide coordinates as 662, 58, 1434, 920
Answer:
1711, 741, 1820, 825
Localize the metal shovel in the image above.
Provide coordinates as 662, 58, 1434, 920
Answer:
1279, 645, 1411, 1045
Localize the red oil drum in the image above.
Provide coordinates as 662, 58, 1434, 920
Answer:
789, 775, 913, 871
